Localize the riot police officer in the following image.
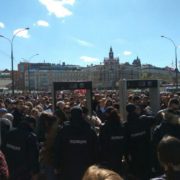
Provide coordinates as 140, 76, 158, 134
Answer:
53, 106, 98, 180
99, 108, 128, 176
3, 117, 39, 180
126, 104, 155, 180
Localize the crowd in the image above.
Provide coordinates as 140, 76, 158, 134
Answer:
0, 90, 180, 180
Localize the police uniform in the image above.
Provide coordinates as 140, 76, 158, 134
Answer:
126, 104, 155, 180
4, 121, 39, 180
99, 119, 127, 175
54, 106, 98, 180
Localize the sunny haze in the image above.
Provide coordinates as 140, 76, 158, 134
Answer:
0, 0, 180, 70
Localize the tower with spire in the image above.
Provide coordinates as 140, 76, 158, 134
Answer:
104, 47, 119, 65
101, 47, 120, 89
109, 46, 114, 59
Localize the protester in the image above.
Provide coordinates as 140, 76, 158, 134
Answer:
0, 89, 180, 180
56, 100, 69, 122
12, 99, 25, 127
39, 113, 58, 180
155, 98, 180, 126
152, 98, 180, 176
82, 165, 123, 180
82, 106, 102, 129
151, 136, 180, 180
36, 112, 54, 143
96, 98, 108, 122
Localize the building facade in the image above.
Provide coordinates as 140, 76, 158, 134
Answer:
12, 47, 177, 91
22, 47, 141, 91
0, 70, 11, 88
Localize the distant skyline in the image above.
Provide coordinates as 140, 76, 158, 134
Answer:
0, 0, 180, 70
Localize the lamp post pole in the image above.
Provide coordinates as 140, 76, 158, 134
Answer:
0, 27, 29, 95
161, 35, 178, 91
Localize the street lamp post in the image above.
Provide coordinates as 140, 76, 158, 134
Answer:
161, 35, 178, 90
22, 53, 39, 92
0, 27, 29, 95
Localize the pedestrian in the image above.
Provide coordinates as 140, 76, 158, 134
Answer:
39, 113, 59, 180
82, 165, 123, 180
152, 98, 180, 176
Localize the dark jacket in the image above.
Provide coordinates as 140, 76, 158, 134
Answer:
99, 120, 127, 174
12, 108, 24, 128
152, 119, 180, 176
4, 122, 39, 179
54, 107, 98, 180
0, 118, 12, 149
153, 108, 180, 143
126, 112, 155, 179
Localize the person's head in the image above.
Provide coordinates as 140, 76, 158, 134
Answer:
56, 101, 65, 110
105, 106, 114, 120
0, 108, 7, 117
108, 109, 121, 123
39, 112, 57, 132
168, 98, 180, 111
126, 104, 142, 119
70, 106, 83, 121
16, 99, 24, 111
128, 94, 133, 104
141, 95, 149, 106
126, 103, 141, 115
25, 101, 33, 110
0, 102, 5, 108
35, 105, 43, 112
99, 98, 106, 107
64, 105, 71, 115
132, 95, 141, 105
23, 105, 31, 115
30, 108, 40, 120
2, 113, 14, 122
4, 98, 16, 110
126, 103, 136, 114
105, 99, 113, 107
82, 165, 123, 180
157, 135, 180, 172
